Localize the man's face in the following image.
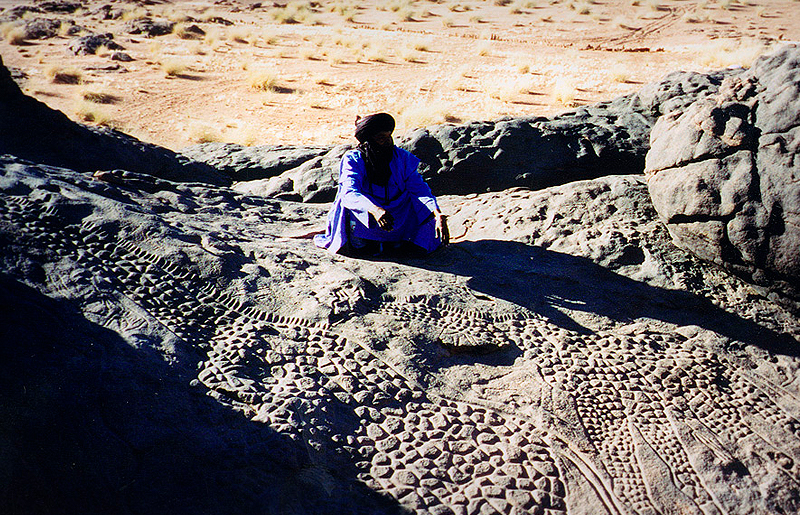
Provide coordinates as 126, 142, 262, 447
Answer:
373, 131, 393, 149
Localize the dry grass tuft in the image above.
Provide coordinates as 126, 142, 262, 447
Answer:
81, 88, 119, 104
174, 22, 205, 40
161, 60, 187, 77
399, 100, 462, 130
271, 2, 318, 24
74, 100, 112, 125
228, 26, 256, 44
247, 70, 291, 92
46, 65, 83, 84
699, 39, 769, 69
121, 7, 149, 22
188, 124, 223, 143
2, 22, 27, 45
551, 77, 578, 106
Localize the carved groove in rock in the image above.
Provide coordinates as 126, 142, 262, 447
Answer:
2, 171, 799, 515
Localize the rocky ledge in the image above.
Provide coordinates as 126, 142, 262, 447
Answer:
646, 45, 800, 314
1, 45, 799, 515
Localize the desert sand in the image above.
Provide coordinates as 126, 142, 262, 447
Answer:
1, 0, 798, 149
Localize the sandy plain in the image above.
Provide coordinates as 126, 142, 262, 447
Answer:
1, 0, 798, 150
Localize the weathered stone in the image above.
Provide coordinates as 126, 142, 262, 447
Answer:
180, 143, 330, 182
125, 17, 175, 37
67, 33, 124, 55
22, 17, 62, 39
646, 44, 800, 312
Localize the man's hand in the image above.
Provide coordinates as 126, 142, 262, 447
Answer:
371, 207, 394, 231
435, 212, 449, 245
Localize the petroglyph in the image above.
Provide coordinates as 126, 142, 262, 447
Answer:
2, 162, 799, 514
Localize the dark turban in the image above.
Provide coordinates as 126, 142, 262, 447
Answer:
354, 113, 395, 143
354, 113, 396, 187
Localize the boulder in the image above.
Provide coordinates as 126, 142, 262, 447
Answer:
37, 1, 81, 14
180, 142, 330, 182
125, 17, 175, 37
67, 33, 124, 55
0, 56, 229, 186
645, 44, 800, 312
22, 17, 62, 39
230, 145, 348, 203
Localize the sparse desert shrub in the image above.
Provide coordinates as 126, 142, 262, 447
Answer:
487, 82, 517, 102
81, 88, 119, 104
495, 0, 513, 5
299, 47, 319, 60
699, 39, 768, 69
412, 40, 430, 52
397, 7, 416, 21
188, 124, 222, 143
364, 47, 389, 63
608, 66, 630, 83
683, 10, 709, 23
161, 60, 187, 77
160, 5, 192, 23
121, 7, 148, 22
551, 78, 577, 106
577, 4, 591, 14
74, 101, 112, 125
190, 41, 208, 55
614, 16, 639, 29
229, 26, 255, 44
326, 49, 349, 64
174, 22, 205, 40
399, 100, 461, 130
58, 21, 77, 37
401, 48, 424, 63
476, 40, 492, 56
441, 16, 456, 27
247, 70, 281, 91
45, 65, 83, 84
387, 0, 414, 12
509, 56, 530, 74
487, 77, 536, 101
5, 25, 27, 45
272, 2, 317, 24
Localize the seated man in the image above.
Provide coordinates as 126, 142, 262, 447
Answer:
314, 113, 449, 256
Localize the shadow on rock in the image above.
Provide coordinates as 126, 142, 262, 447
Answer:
0, 276, 402, 515
401, 239, 799, 356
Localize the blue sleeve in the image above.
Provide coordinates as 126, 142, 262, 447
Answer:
338, 150, 375, 226
398, 149, 440, 212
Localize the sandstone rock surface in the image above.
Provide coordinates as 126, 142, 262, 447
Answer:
2, 153, 798, 515
645, 44, 800, 312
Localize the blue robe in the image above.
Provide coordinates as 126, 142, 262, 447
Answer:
314, 147, 441, 254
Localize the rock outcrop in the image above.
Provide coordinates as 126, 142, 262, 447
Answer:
184, 68, 734, 201
645, 44, 800, 312
2, 151, 799, 514
0, 56, 230, 186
